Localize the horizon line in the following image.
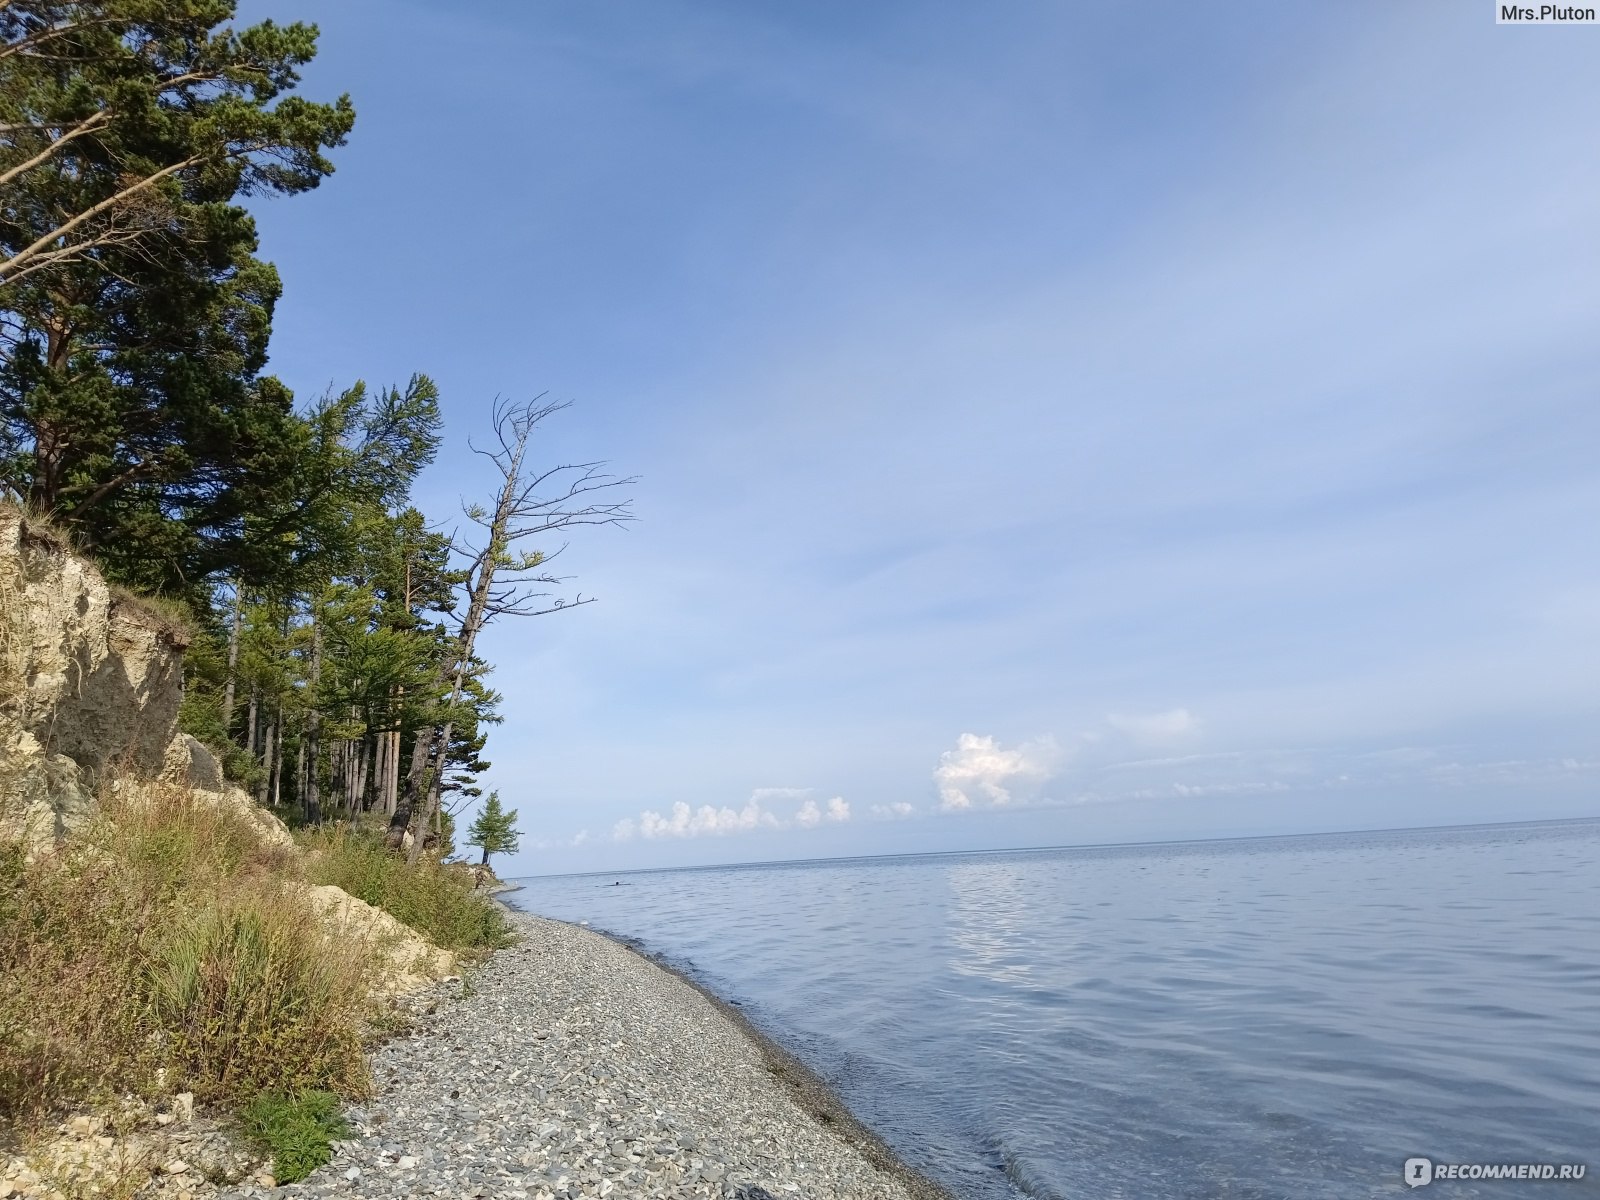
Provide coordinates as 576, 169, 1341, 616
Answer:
506, 812, 1600, 883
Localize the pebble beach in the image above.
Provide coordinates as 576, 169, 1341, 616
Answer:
225, 912, 950, 1200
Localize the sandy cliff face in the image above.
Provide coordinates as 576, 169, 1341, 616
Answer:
0, 507, 237, 850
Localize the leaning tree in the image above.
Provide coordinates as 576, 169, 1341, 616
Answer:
388, 397, 634, 861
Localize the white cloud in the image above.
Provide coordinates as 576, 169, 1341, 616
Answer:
870, 802, 916, 819
612, 790, 849, 840
934, 732, 1060, 811
1106, 708, 1198, 743
750, 787, 812, 802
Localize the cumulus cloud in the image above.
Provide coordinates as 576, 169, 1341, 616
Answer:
1106, 708, 1197, 742
934, 733, 1061, 811
612, 790, 850, 840
870, 802, 916, 819
795, 795, 850, 827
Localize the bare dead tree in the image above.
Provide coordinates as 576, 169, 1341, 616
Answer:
387, 396, 633, 859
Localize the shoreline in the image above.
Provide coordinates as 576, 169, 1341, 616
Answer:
573, 924, 957, 1200
256, 910, 958, 1199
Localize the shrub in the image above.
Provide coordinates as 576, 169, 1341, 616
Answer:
0, 783, 374, 1119
239, 1089, 348, 1182
150, 888, 371, 1103
303, 824, 514, 953
0, 843, 159, 1118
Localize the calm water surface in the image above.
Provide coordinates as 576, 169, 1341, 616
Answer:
510, 820, 1600, 1199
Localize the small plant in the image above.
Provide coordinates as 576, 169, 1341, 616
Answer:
239, 1089, 348, 1182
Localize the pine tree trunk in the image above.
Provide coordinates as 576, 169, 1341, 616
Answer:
271, 701, 285, 808
355, 733, 372, 813
221, 581, 243, 737
372, 727, 387, 815
431, 780, 444, 849
332, 738, 345, 814
245, 688, 259, 756
304, 614, 323, 825
258, 719, 276, 805
388, 732, 429, 850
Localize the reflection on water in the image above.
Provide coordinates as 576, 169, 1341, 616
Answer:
511, 820, 1600, 1200
948, 860, 1036, 989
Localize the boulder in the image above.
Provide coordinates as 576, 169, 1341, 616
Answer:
162, 732, 225, 792
302, 883, 456, 994
157, 733, 294, 853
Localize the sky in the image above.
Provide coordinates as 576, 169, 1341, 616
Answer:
236, 0, 1600, 875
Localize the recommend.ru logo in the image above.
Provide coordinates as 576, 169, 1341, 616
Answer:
1404, 1157, 1587, 1187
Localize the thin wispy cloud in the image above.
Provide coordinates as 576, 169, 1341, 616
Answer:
1106, 709, 1198, 743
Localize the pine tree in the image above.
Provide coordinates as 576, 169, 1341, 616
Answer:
0, 1, 355, 593
465, 792, 519, 868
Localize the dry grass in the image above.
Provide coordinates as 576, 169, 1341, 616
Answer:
108, 583, 196, 645
0, 783, 374, 1123
302, 823, 514, 955
0, 496, 79, 556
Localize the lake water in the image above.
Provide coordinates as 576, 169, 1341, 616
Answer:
509, 820, 1600, 1199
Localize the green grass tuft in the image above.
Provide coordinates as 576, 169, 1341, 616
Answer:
239, 1089, 349, 1182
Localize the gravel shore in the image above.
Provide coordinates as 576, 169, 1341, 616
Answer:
225, 912, 951, 1200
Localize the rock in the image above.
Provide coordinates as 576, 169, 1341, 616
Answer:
0, 508, 187, 856
153, 737, 295, 853
163, 732, 224, 792
162, 1159, 188, 1175
0, 509, 293, 869
302, 884, 455, 994
174, 1092, 194, 1124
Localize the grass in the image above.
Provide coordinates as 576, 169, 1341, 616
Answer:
239, 1089, 348, 1182
0, 783, 375, 1122
302, 823, 515, 954
0, 786, 515, 1124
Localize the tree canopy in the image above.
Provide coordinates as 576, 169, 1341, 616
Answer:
0, 0, 353, 592
0, 1, 630, 864
466, 792, 520, 868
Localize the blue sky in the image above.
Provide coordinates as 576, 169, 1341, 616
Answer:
239, 1, 1599, 874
